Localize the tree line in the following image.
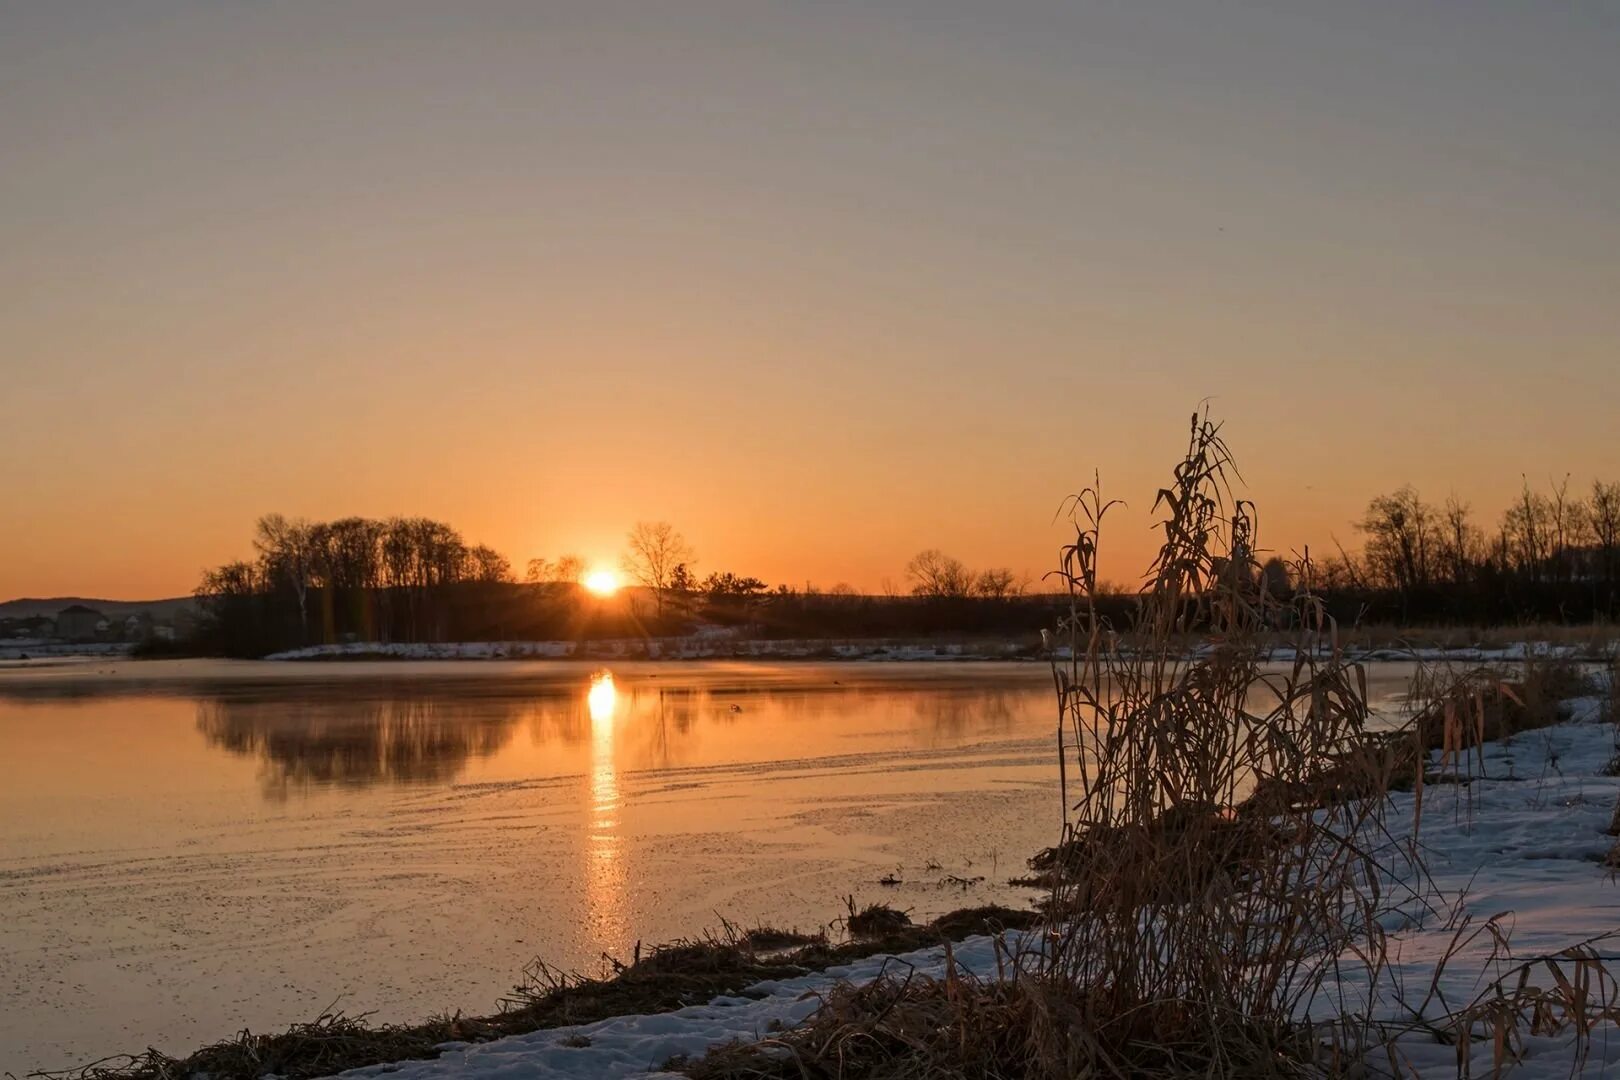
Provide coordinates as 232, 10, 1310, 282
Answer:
190, 515, 1064, 656
1315, 477, 1620, 624
189, 474, 1620, 657
195, 514, 526, 655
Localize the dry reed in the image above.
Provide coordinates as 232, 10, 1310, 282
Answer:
682, 410, 1620, 1079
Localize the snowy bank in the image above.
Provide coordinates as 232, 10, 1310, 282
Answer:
262, 637, 1616, 666
262, 638, 1036, 662
334, 697, 1620, 1079
340, 934, 1034, 1080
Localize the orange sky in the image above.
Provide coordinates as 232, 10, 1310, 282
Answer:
3, 3, 1618, 600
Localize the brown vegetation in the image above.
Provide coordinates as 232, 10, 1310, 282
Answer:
32, 907, 1037, 1080
678, 411, 1620, 1080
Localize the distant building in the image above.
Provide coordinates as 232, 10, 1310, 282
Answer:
56, 604, 104, 642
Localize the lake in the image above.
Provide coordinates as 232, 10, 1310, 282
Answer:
0, 658, 1419, 1074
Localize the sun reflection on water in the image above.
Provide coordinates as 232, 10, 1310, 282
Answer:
587, 671, 620, 823
584, 670, 627, 954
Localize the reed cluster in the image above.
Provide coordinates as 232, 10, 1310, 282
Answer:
686, 412, 1620, 1079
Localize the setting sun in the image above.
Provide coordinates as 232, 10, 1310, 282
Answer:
582, 569, 621, 597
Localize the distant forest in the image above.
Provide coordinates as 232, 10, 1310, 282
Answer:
188, 475, 1620, 657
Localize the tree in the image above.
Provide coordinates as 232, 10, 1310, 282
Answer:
1436, 496, 1483, 586
253, 513, 315, 638
906, 549, 974, 598
1590, 481, 1620, 610
702, 571, 768, 598
1548, 475, 1590, 584
525, 554, 585, 585
669, 563, 698, 594
1358, 487, 1435, 593
973, 567, 1019, 598
622, 521, 695, 614
466, 545, 513, 583
1258, 557, 1291, 601
1502, 480, 1553, 580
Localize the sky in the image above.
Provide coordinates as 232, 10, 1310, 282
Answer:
3, 1, 1618, 599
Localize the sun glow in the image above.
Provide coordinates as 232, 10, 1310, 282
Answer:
582, 569, 621, 596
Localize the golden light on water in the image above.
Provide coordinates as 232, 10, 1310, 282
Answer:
587, 670, 619, 726
584, 670, 627, 953
582, 569, 621, 597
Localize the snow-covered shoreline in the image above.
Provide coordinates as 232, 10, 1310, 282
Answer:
341, 934, 1037, 1080
259, 638, 1037, 662
260, 637, 1618, 665
328, 691, 1620, 1079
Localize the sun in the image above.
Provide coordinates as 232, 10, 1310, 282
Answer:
582, 569, 621, 597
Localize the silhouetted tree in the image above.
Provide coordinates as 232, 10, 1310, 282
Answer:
622, 521, 695, 615
1592, 481, 1620, 611
465, 545, 513, 583
1358, 486, 1435, 594
906, 549, 974, 598
973, 567, 1019, 598
525, 554, 585, 585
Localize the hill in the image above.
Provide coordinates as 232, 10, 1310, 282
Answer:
0, 596, 197, 620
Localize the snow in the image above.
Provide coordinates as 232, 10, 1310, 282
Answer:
337, 689, 1620, 1079
1350, 694, 1620, 1076
263, 636, 1617, 665
262, 639, 1033, 662
340, 935, 1036, 1080
0, 641, 129, 660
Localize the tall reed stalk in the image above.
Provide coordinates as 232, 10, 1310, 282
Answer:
1039, 410, 1404, 1074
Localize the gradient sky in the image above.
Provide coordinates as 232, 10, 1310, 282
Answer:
4, 1, 1618, 599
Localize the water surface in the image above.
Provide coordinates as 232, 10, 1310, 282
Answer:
0, 658, 1418, 1073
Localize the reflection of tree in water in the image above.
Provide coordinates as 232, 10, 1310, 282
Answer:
909, 686, 1030, 740
191, 678, 1049, 797
197, 694, 528, 797
567, 681, 1042, 773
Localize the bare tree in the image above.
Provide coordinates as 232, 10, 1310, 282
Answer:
1357, 486, 1435, 592
554, 555, 585, 584
1591, 481, 1620, 610
973, 567, 1019, 598
253, 513, 315, 637
906, 549, 974, 598
1502, 479, 1553, 580
1436, 496, 1483, 586
466, 545, 513, 583
1548, 474, 1590, 584
622, 522, 695, 613
525, 554, 585, 585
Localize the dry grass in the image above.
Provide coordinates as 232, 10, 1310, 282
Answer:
1028, 411, 1410, 1075
1374, 917, 1620, 1077
32, 908, 1038, 1080
684, 411, 1401, 1079
844, 897, 912, 938
679, 956, 1042, 1080
680, 411, 1620, 1080
22, 1012, 453, 1080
